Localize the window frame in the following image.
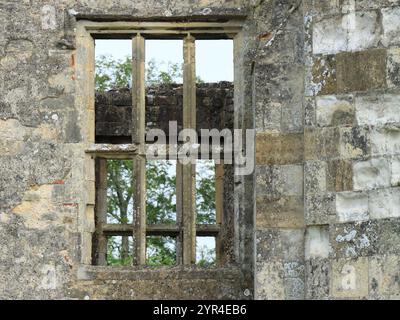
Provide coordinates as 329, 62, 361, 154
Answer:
77, 20, 243, 268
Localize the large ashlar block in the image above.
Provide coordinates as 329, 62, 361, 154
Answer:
304, 127, 340, 161
305, 258, 330, 299
305, 226, 331, 260
284, 277, 305, 300
382, 7, 400, 47
256, 261, 285, 300
256, 195, 304, 228
256, 229, 305, 262
353, 158, 391, 191
256, 132, 303, 165
256, 165, 303, 198
336, 49, 387, 93
336, 192, 369, 223
371, 127, 400, 156
326, 160, 353, 192
316, 95, 355, 127
331, 257, 369, 298
356, 94, 400, 126
304, 161, 327, 195
339, 127, 369, 160
305, 194, 336, 225
369, 188, 400, 220
369, 255, 400, 299
313, 12, 380, 55
331, 221, 376, 258
310, 55, 337, 96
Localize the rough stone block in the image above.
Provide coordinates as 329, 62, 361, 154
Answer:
315, 95, 355, 127
256, 196, 304, 228
304, 127, 340, 161
255, 100, 281, 132
256, 165, 303, 198
284, 277, 305, 300
353, 158, 391, 191
305, 258, 330, 299
310, 55, 337, 96
256, 132, 304, 165
305, 226, 331, 260
336, 49, 387, 93
346, 12, 381, 52
331, 257, 369, 298
369, 188, 400, 220
387, 48, 400, 88
256, 229, 305, 262
284, 261, 305, 279
255, 261, 285, 300
331, 220, 377, 258
326, 160, 354, 192
356, 94, 400, 126
369, 255, 400, 299
336, 192, 369, 223
304, 161, 327, 195
382, 7, 400, 47
339, 126, 370, 160
304, 97, 316, 127
312, 12, 380, 55
375, 219, 400, 256
305, 194, 336, 225
281, 95, 304, 133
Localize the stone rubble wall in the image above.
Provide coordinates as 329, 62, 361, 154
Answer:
95, 82, 234, 139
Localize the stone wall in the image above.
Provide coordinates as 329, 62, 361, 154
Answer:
1, 0, 400, 300
254, 0, 400, 300
95, 82, 234, 141
301, 1, 400, 300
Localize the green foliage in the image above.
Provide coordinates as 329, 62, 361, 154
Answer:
146, 236, 176, 267
196, 161, 216, 225
146, 160, 176, 225
105, 159, 217, 267
96, 55, 132, 92
146, 59, 183, 86
95, 55, 203, 91
106, 160, 134, 224
196, 244, 216, 267
107, 236, 133, 266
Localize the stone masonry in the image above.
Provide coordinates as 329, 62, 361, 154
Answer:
1, 0, 400, 300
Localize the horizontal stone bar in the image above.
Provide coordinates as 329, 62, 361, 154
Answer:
101, 224, 220, 236
85, 144, 138, 158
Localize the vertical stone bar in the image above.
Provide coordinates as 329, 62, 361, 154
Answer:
182, 35, 197, 265
215, 163, 224, 263
94, 158, 107, 266
132, 34, 147, 265
176, 164, 183, 265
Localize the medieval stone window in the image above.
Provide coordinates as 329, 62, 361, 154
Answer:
79, 22, 241, 268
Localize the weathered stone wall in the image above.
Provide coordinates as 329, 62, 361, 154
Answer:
301, 0, 400, 300
95, 82, 234, 140
254, 0, 400, 300
1, 0, 400, 300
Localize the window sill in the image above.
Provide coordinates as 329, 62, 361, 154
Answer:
77, 264, 241, 281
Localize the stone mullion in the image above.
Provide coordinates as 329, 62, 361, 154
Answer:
132, 34, 147, 265
182, 35, 197, 265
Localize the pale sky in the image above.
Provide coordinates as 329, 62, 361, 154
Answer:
95, 39, 233, 82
